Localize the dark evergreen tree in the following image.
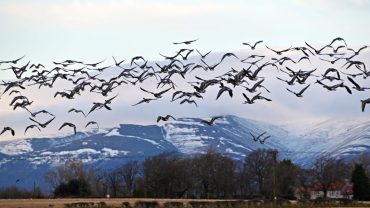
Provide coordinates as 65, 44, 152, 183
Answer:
351, 163, 370, 200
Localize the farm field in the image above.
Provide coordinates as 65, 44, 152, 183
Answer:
0, 198, 369, 208
0, 198, 240, 208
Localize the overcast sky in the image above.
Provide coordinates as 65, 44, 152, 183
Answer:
0, 0, 370, 140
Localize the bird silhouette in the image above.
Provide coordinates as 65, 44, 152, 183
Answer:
85, 121, 99, 129
157, 115, 176, 122
68, 108, 86, 117
266, 46, 292, 55
173, 38, 198, 45
361, 98, 370, 112
243, 40, 263, 50
29, 116, 55, 128
59, 122, 77, 135
201, 116, 223, 126
286, 84, 310, 97
0, 127, 15, 136
24, 125, 41, 135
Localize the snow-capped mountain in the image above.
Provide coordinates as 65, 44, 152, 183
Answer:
0, 115, 369, 190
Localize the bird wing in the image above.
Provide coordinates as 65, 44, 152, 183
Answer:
58, 123, 68, 130
159, 88, 171, 95
132, 99, 146, 106
299, 84, 311, 95
140, 87, 152, 94
286, 88, 296, 95
347, 76, 360, 89
216, 88, 225, 100
44, 117, 56, 126
210, 116, 223, 123
242, 93, 251, 103
0, 128, 6, 135
343, 85, 352, 94
361, 100, 367, 112
156, 116, 163, 123
29, 117, 41, 126
265, 46, 277, 53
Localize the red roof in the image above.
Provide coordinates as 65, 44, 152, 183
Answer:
297, 180, 353, 194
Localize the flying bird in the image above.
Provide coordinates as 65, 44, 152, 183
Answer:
132, 98, 158, 106
266, 46, 292, 55
24, 125, 41, 135
243, 40, 263, 50
173, 38, 198, 45
85, 121, 99, 129
29, 116, 55, 128
286, 84, 310, 97
68, 108, 86, 117
249, 131, 266, 142
59, 122, 77, 135
140, 87, 171, 98
259, 135, 271, 144
157, 115, 176, 122
361, 98, 370, 112
347, 76, 370, 91
196, 49, 212, 59
0, 127, 15, 136
179, 99, 198, 107
201, 116, 223, 126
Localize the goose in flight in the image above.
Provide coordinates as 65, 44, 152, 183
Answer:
329, 37, 348, 47
157, 115, 176, 122
112, 56, 125, 67
140, 87, 171, 98
242, 93, 271, 104
25, 109, 55, 118
24, 125, 41, 135
361, 98, 370, 112
180, 98, 198, 107
216, 83, 233, 100
347, 76, 370, 91
286, 84, 310, 97
259, 135, 271, 144
30, 63, 45, 69
59, 122, 77, 135
29, 116, 55, 128
196, 49, 212, 59
85, 121, 99, 129
201, 116, 223, 126
243, 40, 263, 50
4, 55, 25, 64
173, 38, 198, 45
249, 131, 266, 142
348, 46, 367, 56
68, 108, 86, 117
266, 46, 292, 55
0, 127, 15, 136
132, 98, 158, 106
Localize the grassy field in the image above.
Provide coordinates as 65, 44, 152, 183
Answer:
0, 198, 369, 208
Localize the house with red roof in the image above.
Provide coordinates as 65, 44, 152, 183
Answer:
295, 179, 353, 200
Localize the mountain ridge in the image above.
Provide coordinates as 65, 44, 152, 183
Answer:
0, 115, 369, 190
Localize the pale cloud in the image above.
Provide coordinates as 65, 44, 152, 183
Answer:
291, 0, 370, 10
0, 0, 234, 27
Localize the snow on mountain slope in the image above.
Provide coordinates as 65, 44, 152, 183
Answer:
163, 115, 295, 159
293, 118, 370, 165
0, 115, 369, 190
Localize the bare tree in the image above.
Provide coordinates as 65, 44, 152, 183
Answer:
244, 149, 277, 198
313, 156, 348, 199
105, 169, 121, 197
120, 161, 140, 196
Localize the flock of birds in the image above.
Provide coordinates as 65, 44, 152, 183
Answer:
0, 37, 369, 145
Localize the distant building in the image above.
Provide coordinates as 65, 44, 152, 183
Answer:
295, 179, 353, 200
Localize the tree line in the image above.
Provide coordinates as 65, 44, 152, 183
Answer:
40, 149, 370, 200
